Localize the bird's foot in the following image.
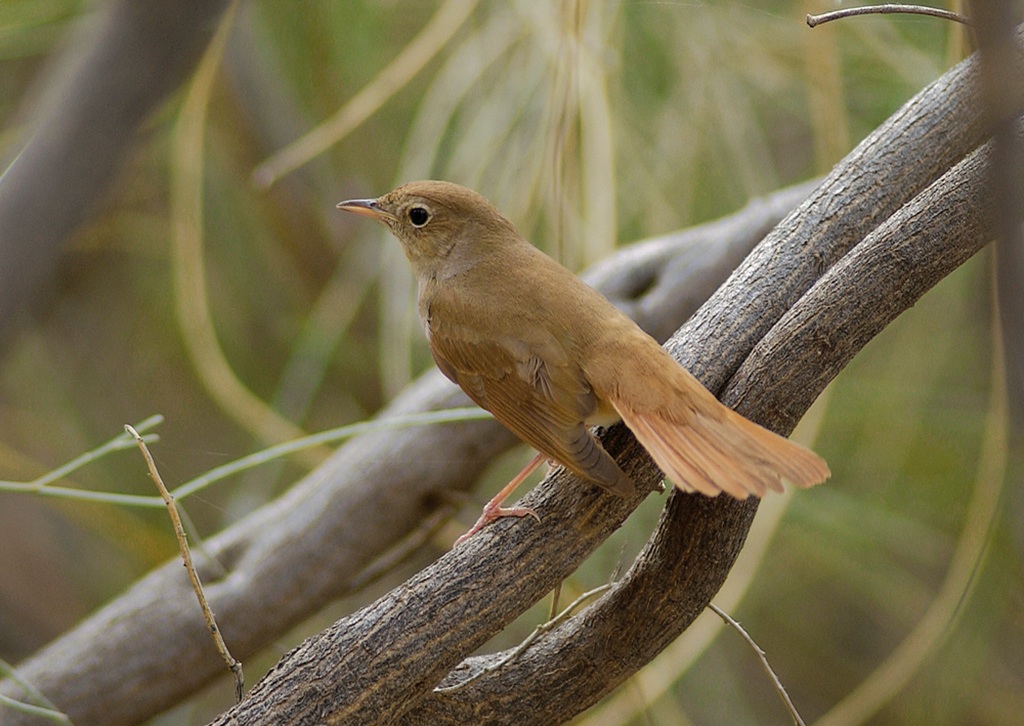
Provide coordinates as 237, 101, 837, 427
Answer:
454, 503, 540, 545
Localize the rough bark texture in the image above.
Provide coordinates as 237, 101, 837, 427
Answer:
0, 172, 806, 726
2, 19, 1013, 726
402, 140, 996, 726
209, 44, 998, 726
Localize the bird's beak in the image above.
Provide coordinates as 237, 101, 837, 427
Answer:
336, 198, 396, 223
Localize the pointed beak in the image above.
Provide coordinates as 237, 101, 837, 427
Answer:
336, 198, 396, 223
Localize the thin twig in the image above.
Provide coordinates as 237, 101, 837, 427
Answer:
170, 407, 489, 500
1, 410, 487, 507
0, 417, 165, 505
125, 425, 245, 703
807, 4, 973, 28
435, 582, 613, 693
708, 602, 806, 726
0, 415, 163, 502
535, 552, 627, 689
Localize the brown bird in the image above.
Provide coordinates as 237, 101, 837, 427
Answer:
339, 181, 829, 543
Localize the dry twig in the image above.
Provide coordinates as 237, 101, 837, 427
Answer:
807, 3, 972, 28
708, 603, 805, 726
126, 425, 245, 703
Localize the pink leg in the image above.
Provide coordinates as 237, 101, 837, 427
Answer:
454, 452, 545, 545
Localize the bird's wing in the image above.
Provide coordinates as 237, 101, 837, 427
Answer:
427, 314, 632, 497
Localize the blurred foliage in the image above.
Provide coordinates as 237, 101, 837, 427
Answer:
1, 1, 1019, 724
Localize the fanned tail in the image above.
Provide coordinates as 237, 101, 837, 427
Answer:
613, 399, 830, 499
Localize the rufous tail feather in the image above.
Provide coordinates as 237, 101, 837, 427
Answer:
612, 400, 830, 499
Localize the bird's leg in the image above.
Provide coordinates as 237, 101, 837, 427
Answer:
454, 452, 545, 544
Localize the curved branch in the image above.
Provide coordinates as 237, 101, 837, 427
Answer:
405, 135, 996, 726
3, 24, 1012, 726
211, 39, 1001, 726
0, 175, 800, 726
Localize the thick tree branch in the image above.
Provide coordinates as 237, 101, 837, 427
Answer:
211, 41, 1001, 725
582, 178, 818, 344
3, 24, 1012, 726
0, 176, 800, 726
405, 135, 996, 726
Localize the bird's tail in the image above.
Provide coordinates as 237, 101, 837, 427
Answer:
611, 395, 829, 499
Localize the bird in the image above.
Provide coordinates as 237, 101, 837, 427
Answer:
338, 181, 829, 543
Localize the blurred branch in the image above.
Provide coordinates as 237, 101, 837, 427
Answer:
970, 0, 1024, 632
0, 658, 69, 724
2, 24, 1014, 724
970, 1, 1024, 433
814, 261, 1008, 726
0, 0, 232, 344
0, 180, 810, 726
215, 39, 999, 724
0, 411, 489, 508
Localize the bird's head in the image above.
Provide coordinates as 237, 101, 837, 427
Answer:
338, 180, 519, 279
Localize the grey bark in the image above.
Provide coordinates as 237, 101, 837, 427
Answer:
2, 17, 1013, 726
0, 0, 232, 339
971, 0, 1024, 433
0, 176, 808, 726
211, 44, 998, 726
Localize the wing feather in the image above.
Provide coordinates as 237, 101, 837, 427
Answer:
427, 300, 632, 497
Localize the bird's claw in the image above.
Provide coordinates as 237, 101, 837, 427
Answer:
454, 504, 540, 545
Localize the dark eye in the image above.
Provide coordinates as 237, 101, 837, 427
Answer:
408, 206, 430, 227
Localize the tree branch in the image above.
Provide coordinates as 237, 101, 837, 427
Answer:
971, 1, 1024, 430
0, 171, 803, 726
404, 134, 996, 726
2, 24, 1011, 726
210, 39, 1000, 725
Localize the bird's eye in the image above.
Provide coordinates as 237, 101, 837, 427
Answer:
408, 206, 430, 227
